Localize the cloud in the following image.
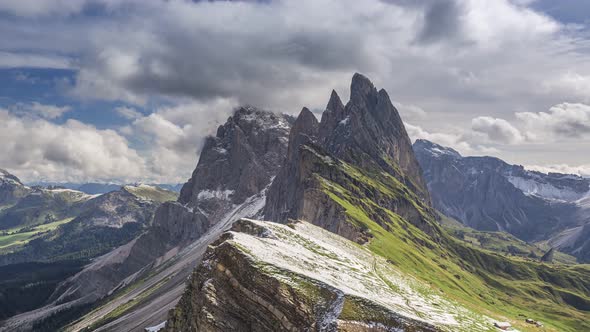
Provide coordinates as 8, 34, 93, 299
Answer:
471, 116, 524, 144
516, 102, 590, 140
0, 109, 146, 183
121, 98, 238, 182
394, 102, 427, 121
417, 0, 464, 44
525, 164, 590, 177
0, 0, 86, 17
17, 102, 72, 119
0, 0, 589, 181
115, 106, 142, 120
0, 51, 71, 69
405, 122, 499, 155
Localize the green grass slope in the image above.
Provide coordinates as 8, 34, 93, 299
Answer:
306, 144, 589, 332
440, 214, 578, 265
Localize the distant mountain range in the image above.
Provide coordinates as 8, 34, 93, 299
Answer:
414, 139, 590, 263
26, 182, 184, 195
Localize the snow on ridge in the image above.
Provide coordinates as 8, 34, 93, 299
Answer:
507, 175, 587, 202
228, 219, 492, 331
423, 145, 460, 159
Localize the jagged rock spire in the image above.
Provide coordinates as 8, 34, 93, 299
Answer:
287, 107, 319, 162
265, 73, 435, 237
264, 107, 320, 222
350, 72, 378, 108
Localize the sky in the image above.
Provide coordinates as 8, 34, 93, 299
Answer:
0, 0, 590, 183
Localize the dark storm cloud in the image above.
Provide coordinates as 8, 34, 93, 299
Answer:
417, 0, 464, 43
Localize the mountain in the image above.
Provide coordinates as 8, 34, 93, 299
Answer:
265, 74, 435, 240
0, 107, 294, 332
165, 75, 590, 332
0, 185, 177, 322
4, 75, 589, 332
28, 182, 184, 195
413, 139, 590, 262
0, 169, 31, 208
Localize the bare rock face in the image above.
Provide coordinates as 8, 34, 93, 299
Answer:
265, 74, 436, 241
263, 107, 319, 223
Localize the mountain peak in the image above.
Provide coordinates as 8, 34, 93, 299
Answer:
350, 72, 378, 106
0, 168, 23, 185
413, 139, 461, 159
326, 89, 344, 113
292, 107, 318, 133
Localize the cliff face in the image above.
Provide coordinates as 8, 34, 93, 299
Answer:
264, 74, 436, 241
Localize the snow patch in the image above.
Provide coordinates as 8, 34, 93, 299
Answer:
144, 321, 166, 332
197, 189, 234, 201
213, 147, 227, 154
507, 176, 587, 202
228, 220, 492, 331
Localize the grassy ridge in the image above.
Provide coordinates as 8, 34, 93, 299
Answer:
311, 150, 590, 332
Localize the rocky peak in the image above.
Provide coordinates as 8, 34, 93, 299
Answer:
265, 74, 436, 240
349, 72, 379, 109
263, 108, 320, 223
320, 74, 431, 202
319, 90, 345, 143
179, 106, 291, 207
287, 107, 319, 161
